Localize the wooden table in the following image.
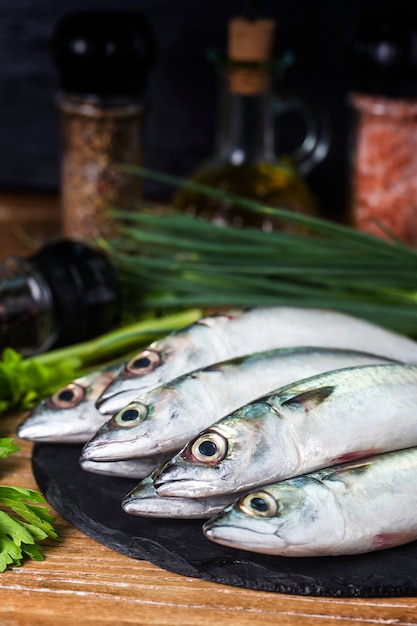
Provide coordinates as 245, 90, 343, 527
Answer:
1, 192, 417, 625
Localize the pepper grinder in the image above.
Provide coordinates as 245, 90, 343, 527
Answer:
51, 10, 156, 240
0, 240, 121, 356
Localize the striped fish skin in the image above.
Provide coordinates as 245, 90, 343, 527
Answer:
80, 453, 171, 479
203, 447, 417, 556
81, 347, 395, 463
154, 363, 417, 498
122, 474, 236, 519
17, 363, 122, 444
96, 306, 417, 416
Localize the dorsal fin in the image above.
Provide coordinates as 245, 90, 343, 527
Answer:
281, 385, 335, 410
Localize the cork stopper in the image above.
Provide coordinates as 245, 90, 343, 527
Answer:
228, 17, 276, 62
227, 17, 276, 94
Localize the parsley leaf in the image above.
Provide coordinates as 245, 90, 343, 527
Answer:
0, 438, 59, 571
0, 438, 20, 458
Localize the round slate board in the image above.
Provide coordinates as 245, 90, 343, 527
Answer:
32, 442, 417, 597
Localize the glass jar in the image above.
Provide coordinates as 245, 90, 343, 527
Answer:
57, 94, 143, 240
347, 9, 417, 246
51, 10, 156, 240
349, 93, 417, 245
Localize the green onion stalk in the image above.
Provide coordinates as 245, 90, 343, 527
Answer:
99, 166, 417, 337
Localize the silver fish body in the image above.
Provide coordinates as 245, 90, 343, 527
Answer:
17, 363, 122, 444
203, 447, 417, 556
82, 347, 395, 462
154, 363, 417, 498
80, 453, 172, 479
122, 474, 236, 519
96, 306, 417, 416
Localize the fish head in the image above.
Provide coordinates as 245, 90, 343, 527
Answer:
17, 368, 117, 443
81, 385, 191, 461
96, 332, 203, 415
122, 475, 163, 516
153, 403, 278, 498
203, 478, 345, 556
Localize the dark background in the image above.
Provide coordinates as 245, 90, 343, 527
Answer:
1, 0, 416, 221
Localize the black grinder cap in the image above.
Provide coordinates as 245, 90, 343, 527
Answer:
50, 9, 156, 98
30, 240, 121, 349
346, 8, 417, 98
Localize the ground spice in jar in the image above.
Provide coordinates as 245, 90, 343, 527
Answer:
51, 10, 156, 241
350, 93, 417, 246
59, 96, 142, 240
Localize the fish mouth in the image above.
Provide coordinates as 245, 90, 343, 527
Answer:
121, 494, 145, 514
17, 424, 86, 444
17, 427, 51, 442
96, 388, 144, 415
153, 472, 222, 498
80, 438, 141, 462
202, 520, 247, 547
203, 519, 271, 550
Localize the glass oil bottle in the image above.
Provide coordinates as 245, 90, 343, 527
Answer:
174, 15, 329, 232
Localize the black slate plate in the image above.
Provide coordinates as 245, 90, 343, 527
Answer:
32, 443, 417, 597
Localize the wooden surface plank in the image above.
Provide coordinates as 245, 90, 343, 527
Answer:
1, 192, 417, 625
0, 190, 61, 258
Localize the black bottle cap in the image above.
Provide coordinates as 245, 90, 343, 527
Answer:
347, 9, 417, 97
51, 10, 156, 98
30, 240, 121, 349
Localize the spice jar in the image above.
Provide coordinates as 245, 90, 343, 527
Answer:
0, 240, 121, 356
51, 10, 156, 240
347, 10, 417, 246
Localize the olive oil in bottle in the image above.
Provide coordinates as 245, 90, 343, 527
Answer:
174, 15, 327, 232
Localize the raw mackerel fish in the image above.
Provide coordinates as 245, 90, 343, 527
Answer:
154, 363, 417, 498
203, 447, 417, 556
95, 306, 417, 416
82, 347, 395, 463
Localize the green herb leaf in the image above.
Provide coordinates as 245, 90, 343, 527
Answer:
0, 484, 59, 572
0, 440, 59, 572
0, 348, 77, 414
0, 438, 20, 459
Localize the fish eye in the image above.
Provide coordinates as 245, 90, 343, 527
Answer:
125, 350, 161, 377
239, 491, 278, 518
190, 431, 228, 464
49, 383, 85, 409
114, 403, 148, 428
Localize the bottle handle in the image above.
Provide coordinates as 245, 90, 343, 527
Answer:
273, 96, 331, 174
